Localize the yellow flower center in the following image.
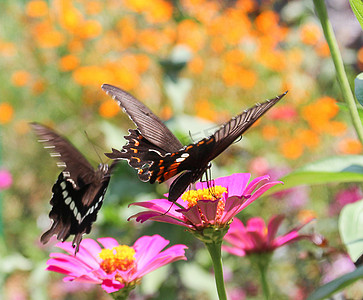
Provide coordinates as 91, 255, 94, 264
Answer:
99, 245, 136, 274
181, 185, 227, 208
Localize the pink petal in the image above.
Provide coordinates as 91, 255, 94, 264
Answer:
129, 199, 184, 217
134, 235, 170, 267
178, 205, 203, 226
129, 211, 189, 227
221, 245, 246, 257
246, 231, 266, 251
135, 244, 188, 278
220, 196, 244, 223
234, 181, 282, 215
244, 175, 270, 195
215, 173, 251, 197
267, 215, 285, 244
97, 237, 120, 249
246, 218, 266, 235
197, 200, 218, 221
101, 279, 124, 293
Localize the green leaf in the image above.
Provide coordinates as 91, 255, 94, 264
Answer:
339, 199, 363, 262
265, 155, 363, 195
355, 73, 363, 107
349, 0, 363, 31
307, 265, 363, 300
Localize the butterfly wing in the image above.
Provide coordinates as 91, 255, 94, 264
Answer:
101, 84, 183, 153
32, 123, 114, 253
208, 91, 287, 161
31, 122, 95, 186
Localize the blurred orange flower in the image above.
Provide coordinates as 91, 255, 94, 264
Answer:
188, 56, 204, 74
76, 20, 102, 39
237, 68, 257, 90
137, 29, 165, 53
32, 80, 46, 95
195, 99, 217, 122
298, 209, 317, 223
0, 103, 14, 124
357, 47, 363, 69
146, 0, 173, 23
32, 22, 64, 48
223, 49, 245, 65
85, 1, 103, 15
327, 121, 347, 136
56, 0, 84, 32
26, 0, 48, 18
99, 99, 120, 118
297, 129, 320, 149
300, 23, 321, 45
338, 138, 362, 154
59, 55, 80, 71
262, 124, 278, 141
73, 66, 112, 86
177, 19, 206, 52
11, 70, 30, 87
316, 41, 330, 57
281, 138, 303, 159
302, 96, 339, 132
0, 41, 16, 57
235, 0, 257, 13
255, 10, 279, 34
117, 18, 137, 49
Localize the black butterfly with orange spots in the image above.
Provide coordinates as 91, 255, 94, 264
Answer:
103, 84, 287, 203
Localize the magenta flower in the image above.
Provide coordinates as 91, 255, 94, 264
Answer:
129, 173, 282, 234
46, 235, 187, 294
222, 215, 318, 256
0, 169, 12, 190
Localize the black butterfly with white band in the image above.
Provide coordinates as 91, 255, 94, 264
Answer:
102, 84, 287, 203
31, 123, 117, 254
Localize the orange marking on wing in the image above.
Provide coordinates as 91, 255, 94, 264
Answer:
132, 157, 141, 163
206, 138, 214, 144
186, 145, 193, 151
197, 140, 205, 145
162, 168, 178, 180
157, 166, 165, 176
130, 148, 138, 153
158, 160, 164, 166
132, 139, 140, 146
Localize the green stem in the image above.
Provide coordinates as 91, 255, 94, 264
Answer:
313, 0, 363, 145
256, 258, 270, 300
205, 242, 227, 300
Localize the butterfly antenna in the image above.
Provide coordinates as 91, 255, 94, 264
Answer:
84, 131, 104, 164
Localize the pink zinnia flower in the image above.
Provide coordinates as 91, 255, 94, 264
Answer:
46, 235, 187, 294
0, 169, 12, 190
222, 215, 320, 256
129, 174, 281, 234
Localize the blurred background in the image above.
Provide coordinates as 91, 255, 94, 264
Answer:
1, 0, 363, 299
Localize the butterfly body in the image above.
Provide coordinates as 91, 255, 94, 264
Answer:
32, 123, 116, 253
102, 84, 286, 202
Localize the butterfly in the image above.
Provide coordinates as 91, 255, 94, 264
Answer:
102, 84, 287, 203
31, 123, 117, 253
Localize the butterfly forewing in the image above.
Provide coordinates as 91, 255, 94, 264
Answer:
207, 91, 287, 161
101, 84, 183, 153
32, 123, 114, 253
